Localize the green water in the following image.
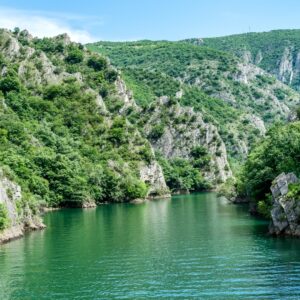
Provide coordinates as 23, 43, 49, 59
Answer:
1, 193, 300, 299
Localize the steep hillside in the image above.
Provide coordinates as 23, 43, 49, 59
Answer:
0, 28, 172, 240
142, 96, 232, 188
111, 78, 232, 189
2, 28, 300, 241
188, 30, 300, 90
88, 40, 300, 162
236, 118, 300, 235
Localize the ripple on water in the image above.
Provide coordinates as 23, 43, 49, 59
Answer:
1, 193, 300, 299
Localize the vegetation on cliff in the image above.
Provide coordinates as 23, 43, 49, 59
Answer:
0, 29, 157, 212
237, 121, 300, 216
88, 40, 299, 163
0, 203, 9, 230
188, 29, 300, 90
1, 27, 300, 232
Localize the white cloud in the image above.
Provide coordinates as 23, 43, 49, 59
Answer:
0, 7, 100, 43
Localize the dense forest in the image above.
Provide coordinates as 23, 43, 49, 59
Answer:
187, 29, 300, 90
89, 37, 300, 223
0, 28, 159, 221
237, 120, 300, 217
0, 28, 300, 235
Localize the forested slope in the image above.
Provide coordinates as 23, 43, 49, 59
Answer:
88, 40, 300, 162
187, 30, 300, 90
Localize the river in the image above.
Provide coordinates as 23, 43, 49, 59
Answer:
1, 193, 300, 299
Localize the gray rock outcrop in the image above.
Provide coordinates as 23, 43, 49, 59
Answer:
115, 76, 140, 113
139, 161, 171, 199
246, 114, 266, 135
269, 172, 300, 236
145, 97, 232, 183
278, 47, 294, 85
0, 169, 45, 244
238, 46, 300, 90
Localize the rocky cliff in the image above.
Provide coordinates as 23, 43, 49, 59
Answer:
114, 77, 170, 197
198, 29, 300, 90
140, 161, 170, 198
236, 46, 300, 90
0, 169, 44, 243
144, 97, 232, 183
0, 28, 175, 242
0, 28, 173, 214
90, 39, 300, 163
269, 173, 300, 237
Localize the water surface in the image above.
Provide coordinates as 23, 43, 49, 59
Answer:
1, 193, 300, 299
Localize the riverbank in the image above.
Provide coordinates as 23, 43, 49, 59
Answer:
0, 218, 45, 244
0, 193, 172, 245
2, 192, 300, 299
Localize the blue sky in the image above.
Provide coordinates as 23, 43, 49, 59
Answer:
0, 0, 300, 43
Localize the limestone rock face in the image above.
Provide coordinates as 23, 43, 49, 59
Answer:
0, 30, 20, 58
269, 172, 300, 236
113, 81, 170, 195
115, 77, 139, 113
242, 51, 252, 64
247, 114, 266, 135
139, 161, 171, 198
278, 47, 294, 85
0, 170, 22, 227
234, 62, 264, 84
255, 50, 263, 65
237, 46, 300, 90
0, 29, 82, 87
145, 97, 232, 183
39, 52, 58, 83
55, 33, 72, 46
0, 169, 45, 244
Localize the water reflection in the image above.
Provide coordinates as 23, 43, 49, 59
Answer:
1, 193, 300, 299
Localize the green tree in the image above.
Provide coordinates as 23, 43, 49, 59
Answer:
0, 73, 21, 94
0, 203, 9, 231
87, 55, 108, 71
238, 122, 300, 203
65, 47, 83, 64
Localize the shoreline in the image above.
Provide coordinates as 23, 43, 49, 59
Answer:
0, 194, 172, 245
0, 191, 218, 245
2, 191, 299, 245
0, 220, 46, 245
